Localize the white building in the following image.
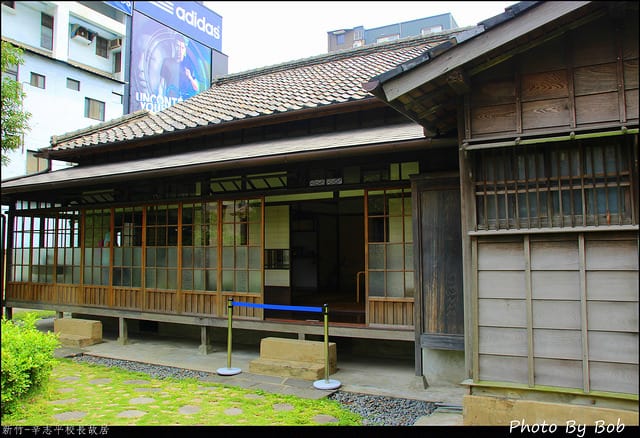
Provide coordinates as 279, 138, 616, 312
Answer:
1, 1, 128, 180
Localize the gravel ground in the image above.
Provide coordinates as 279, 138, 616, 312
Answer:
70, 354, 436, 426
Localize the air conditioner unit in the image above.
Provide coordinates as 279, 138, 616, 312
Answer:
109, 38, 122, 50
72, 26, 89, 40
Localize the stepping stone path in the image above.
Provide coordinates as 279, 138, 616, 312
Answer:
49, 369, 342, 425
130, 396, 155, 405
53, 411, 87, 421
224, 407, 243, 415
117, 410, 146, 418
89, 378, 112, 385
178, 405, 201, 414
50, 398, 79, 405
58, 376, 80, 383
313, 414, 339, 424
135, 387, 162, 392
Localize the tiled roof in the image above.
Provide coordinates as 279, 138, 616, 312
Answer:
4, 124, 426, 191
48, 28, 477, 152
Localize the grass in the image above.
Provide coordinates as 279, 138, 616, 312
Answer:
2, 358, 363, 426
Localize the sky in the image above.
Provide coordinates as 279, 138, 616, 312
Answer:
206, 1, 519, 74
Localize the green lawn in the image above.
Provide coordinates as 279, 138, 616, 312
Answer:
2, 358, 362, 426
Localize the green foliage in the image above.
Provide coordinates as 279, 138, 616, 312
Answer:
1, 313, 59, 417
1, 41, 31, 166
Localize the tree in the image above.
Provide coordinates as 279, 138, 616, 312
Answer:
1, 41, 31, 166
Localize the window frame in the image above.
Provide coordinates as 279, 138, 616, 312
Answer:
66, 77, 80, 91
30, 72, 45, 89
84, 97, 105, 121
40, 12, 53, 50
473, 137, 638, 231
95, 35, 109, 59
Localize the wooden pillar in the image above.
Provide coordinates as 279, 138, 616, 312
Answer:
199, 326, 212, 354
117, 317, 129, 345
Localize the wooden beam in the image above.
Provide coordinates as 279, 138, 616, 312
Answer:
446, 69, 470, 95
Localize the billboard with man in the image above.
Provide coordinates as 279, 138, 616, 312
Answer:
129, 2, 216, 113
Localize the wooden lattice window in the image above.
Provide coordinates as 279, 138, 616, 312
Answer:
221, 198, 263, 293
56, 210, 81, 284
83, 209, 111, 286
181, 202, 218, 291
113, 206, 143, 287
475, 136, 637, 230
366, 188, 414, 298
145, 205, 179, 290
10, 216, 33, 283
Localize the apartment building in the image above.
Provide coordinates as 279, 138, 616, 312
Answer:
327, 12, 459, 52
1, 1, 226, 180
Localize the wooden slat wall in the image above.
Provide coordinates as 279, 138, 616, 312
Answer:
468, 14, 638, 139
368, 298, 414, 327
82, 286, 108, 307
585, 235, 639, 393
182, 291, 218, 316
57, 285, 80, 306
145, 290, 177, 314
113, 288, 143, 310
475, 232, 639, 395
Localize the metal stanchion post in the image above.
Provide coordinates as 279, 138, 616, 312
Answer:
313, 303, 341, 390
216, 298, 242, 376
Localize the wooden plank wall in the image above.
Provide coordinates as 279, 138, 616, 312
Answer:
368, 298, 414, 327
475, 231, 638, 395
468, 14, 638, 139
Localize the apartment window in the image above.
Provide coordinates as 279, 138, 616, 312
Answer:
113, 51, 122, 73
41, 13, 53, 50
336, 34, 345, 45
30, 72, 45, 89
85, 97, 105, 121
66, 78, 80, 91
112, 92, 123, 104
354, 29, 364, 40
421, 25, 443, 35
474, 136, 637, 230
96, 36, 109, 58
3, 62, 18, 81
376, 34, 399, 43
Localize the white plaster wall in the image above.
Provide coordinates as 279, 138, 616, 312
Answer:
1, 1, 125, 179
3, 53, 124, 179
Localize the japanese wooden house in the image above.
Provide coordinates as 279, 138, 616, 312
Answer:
365, 0, 639, 425
1, 1, 638, 424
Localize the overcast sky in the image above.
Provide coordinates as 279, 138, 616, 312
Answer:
206, 1, 518, 73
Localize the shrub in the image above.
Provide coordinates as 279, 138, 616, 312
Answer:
1, 313, 59, 417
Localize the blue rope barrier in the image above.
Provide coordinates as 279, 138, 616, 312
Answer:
231, 301, 322, 313
218, 299, 341, 389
